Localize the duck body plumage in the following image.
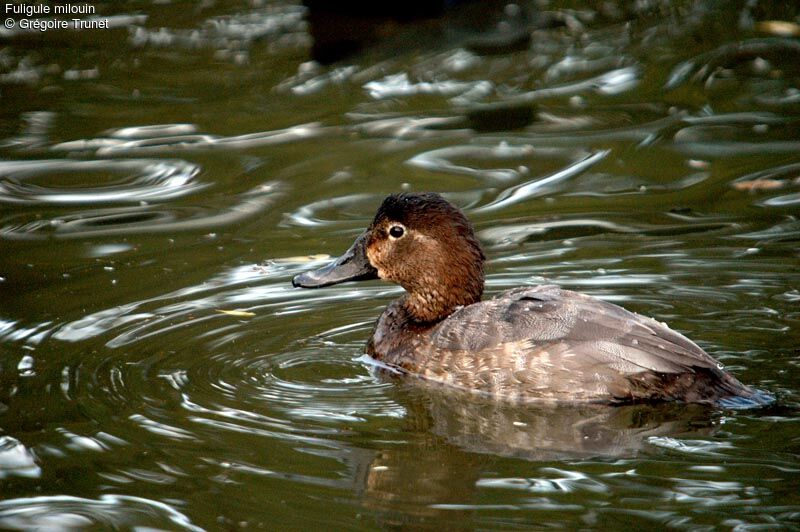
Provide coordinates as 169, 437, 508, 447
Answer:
293, 192, 768, 406
368, 285, 752, 404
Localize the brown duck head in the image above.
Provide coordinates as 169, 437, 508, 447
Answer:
293, 192, 486, 323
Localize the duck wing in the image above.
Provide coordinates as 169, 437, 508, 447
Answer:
424, 285, 750, 402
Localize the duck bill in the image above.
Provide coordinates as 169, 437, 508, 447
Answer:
292, 231, 378, 288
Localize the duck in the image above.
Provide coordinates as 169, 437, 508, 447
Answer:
293, 192, 766, 405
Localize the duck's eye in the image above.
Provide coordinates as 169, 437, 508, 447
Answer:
388, 225, 405, 239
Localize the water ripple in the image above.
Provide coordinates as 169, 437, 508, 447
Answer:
0, 495, 202, 531
407, 142, 537, 183
128, 4, 305, 50
665, 38, 800, 91
730, 161, 800, 208
516, 66, 641, 102
182, 346, 402, 430
674, 125, 800, 156
0, 436, 40, 479
0, 182, 281, 240
479, 217, 735, 248
475, 150, 609, 213
646, 437, 735, 457
283, 190, 490, 229
0, 159, 202, 204
477, 468, 609, 494
52, 123, 327, 156
364, 73, 494, 104
283, 193, 379, 227
26, 254, 406, 457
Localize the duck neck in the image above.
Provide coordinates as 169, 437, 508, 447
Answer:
401, 280, 483, 324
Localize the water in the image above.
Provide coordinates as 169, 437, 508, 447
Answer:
1, 0, 799, 529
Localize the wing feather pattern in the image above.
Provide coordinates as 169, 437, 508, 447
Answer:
418, 285, 750, 403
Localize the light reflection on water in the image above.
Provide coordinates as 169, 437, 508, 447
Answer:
0, 494, 203, 531
0, 0, 799, 529
0, 159, 203, 205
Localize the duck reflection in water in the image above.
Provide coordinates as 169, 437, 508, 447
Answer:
293, 192, 771, 407
354, 384, 719, 526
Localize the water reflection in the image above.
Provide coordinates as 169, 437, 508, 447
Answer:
391, 385, 719, 459
358, 383, 721, 526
